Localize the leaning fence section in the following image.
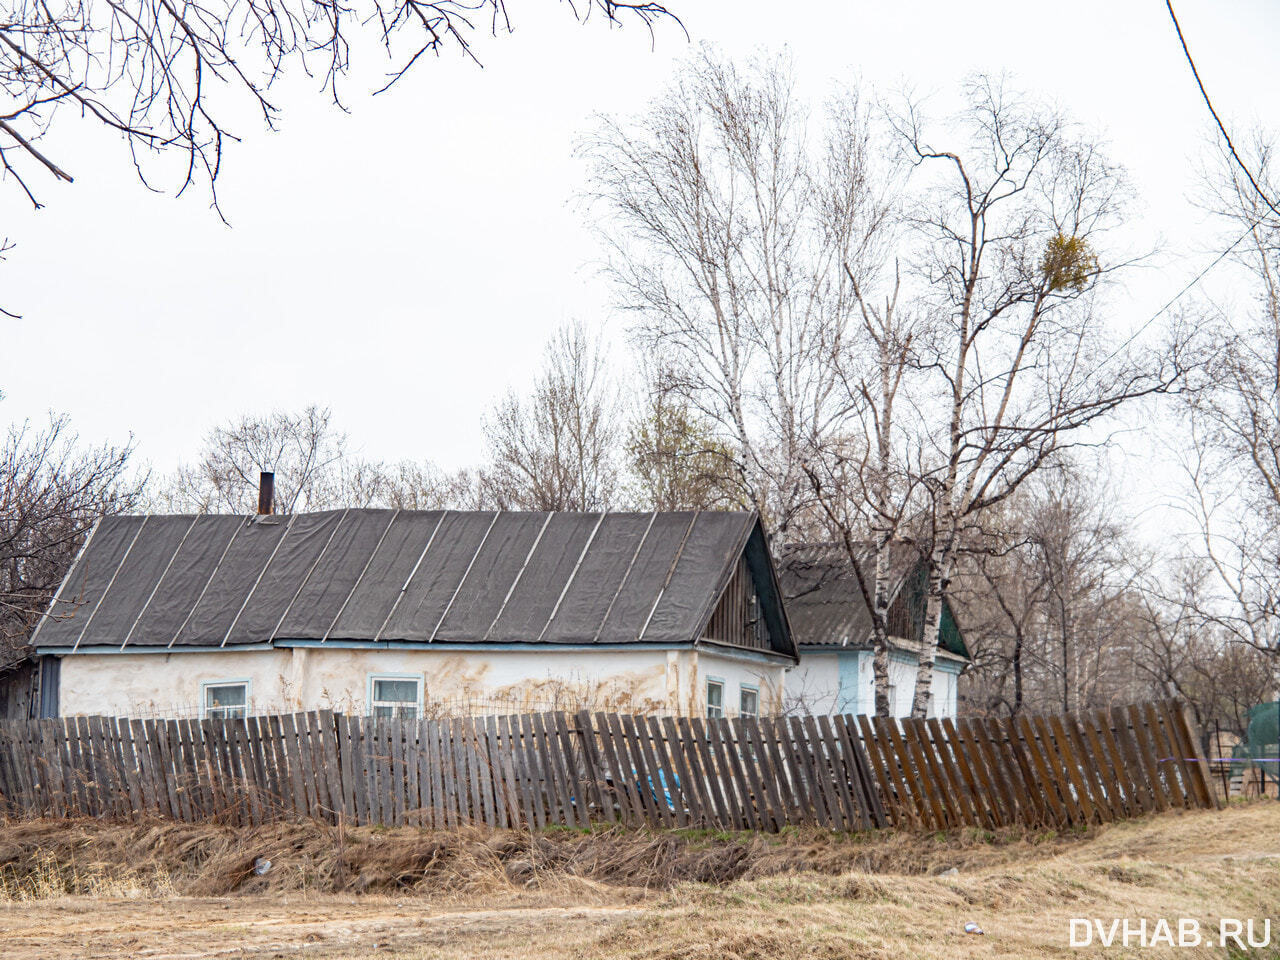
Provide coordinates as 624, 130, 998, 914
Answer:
0, 700, 1217, 832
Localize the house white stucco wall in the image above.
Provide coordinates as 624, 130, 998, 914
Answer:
786, 648, 963, 718
55, 643, 788, 718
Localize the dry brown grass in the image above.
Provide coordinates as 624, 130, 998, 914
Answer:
0, 802, 1277, 959
0, 810, 1130, 901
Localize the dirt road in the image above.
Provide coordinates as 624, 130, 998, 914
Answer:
0, 898, 639, 960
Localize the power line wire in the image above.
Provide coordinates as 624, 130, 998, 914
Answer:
1165, 0, 1280, 222
1096, 225, 1252, 369
1090, 2, 1279, 364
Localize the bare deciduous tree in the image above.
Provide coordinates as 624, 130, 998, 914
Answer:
155, 405, 350, 513
802, 262, 932, 716
0, 0, 675, 212
625, 363, 741, 511
0, 410, 142, 656
586, 48, 890, 543
954, 464, 1144, 716
480, 323, 622, 511
154, 404, 478, 512
352, 460, 483, 510
892, 76, 1188, 717
1173, 130, 1280, 675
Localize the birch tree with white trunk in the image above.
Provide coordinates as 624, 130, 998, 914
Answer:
893, 76, 1188, 717
585, 49, 892, 543
802, 262, 932, 716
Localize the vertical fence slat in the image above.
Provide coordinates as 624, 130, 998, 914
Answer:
855, 715, 899, 826
1097, 711, 1136, 815
502, 715, 533, 829
0, 700, 1219, 831
742, 717, 786, 831
717, 716, 757, 829
875, 717, 925, 826
484, 715, 512, 829
576, 711, 613, 826
1122, 705, 1168, 811
1143, 702, 1189, 809
1167, 701, 1218, 810
1032, 715, 1082, 826
896, 719, 945, 829
924, 718, 975, 829
938, 718, 989, 829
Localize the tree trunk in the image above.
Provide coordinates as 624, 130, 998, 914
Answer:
871, 532, 893, 716
1012, 627, 1024, 716
910, 559, 946, 718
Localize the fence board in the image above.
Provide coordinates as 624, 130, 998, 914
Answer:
501, 715, 532, 829
690, 717, 734, 830
1062, 714, 1111, 824
925, 718, 974, 829
838, 715, 885, 829
0, 700, 1217, 832
1166, 701, 1217, 810
1121, 705, 1167, 811
471, 716, 495, 828
648, 716, 688, 828
961, 719, 1008, 826
939, 718, 988, 829
748, 718, 783, 828
723, 717, 763, 829
1147, 702, 1190, 809
1095, 709, 1145, 816
1033, 715, 1083, 825
872, 717, 921, 826
1070, 713, 1111, 822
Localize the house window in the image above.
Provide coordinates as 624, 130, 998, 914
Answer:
203, 681, 248, 720
706, 679, 724, 719
739, 685, 759, 718
369, 675, 421, 720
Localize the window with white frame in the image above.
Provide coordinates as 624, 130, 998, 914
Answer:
369, 675, 421, 719
706, 678, 724, 719
203, 681, 248, 720
739, 684, 759, 718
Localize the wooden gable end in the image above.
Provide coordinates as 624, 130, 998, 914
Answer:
703, 555, 773, 652
887, 561, 970, 658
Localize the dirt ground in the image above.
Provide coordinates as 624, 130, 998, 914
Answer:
1, 803, 1278, 959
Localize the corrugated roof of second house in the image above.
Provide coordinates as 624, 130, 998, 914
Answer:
34, 510, 795, 658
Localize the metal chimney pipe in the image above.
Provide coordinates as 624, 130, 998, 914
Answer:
257, 471, 275, 515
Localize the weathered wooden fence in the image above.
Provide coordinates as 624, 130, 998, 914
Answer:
0, 700, 1217, 832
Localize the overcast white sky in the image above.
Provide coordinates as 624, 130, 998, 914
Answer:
3, 0, 1278, 487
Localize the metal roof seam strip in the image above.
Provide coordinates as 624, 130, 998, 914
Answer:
220, 514, 298, 647
321, 509, 401, 643
372, 511, 446, 642
121, 513, 204, 649
428, 511, 500, 643
168, 517, 247, 648
267, 508, 350, 641
28, 516, 102, 649
535, 511, 606, 644
481, 512, 553, 642
635, 513, 698, 643
589, 511, 657, 644
72, 515, 150, 652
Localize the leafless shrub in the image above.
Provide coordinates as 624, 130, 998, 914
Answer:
480, 323, 622, 511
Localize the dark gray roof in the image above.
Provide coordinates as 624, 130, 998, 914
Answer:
778, 542, 917, 648
778, 542, 969, 659
34, 510, 796, 658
